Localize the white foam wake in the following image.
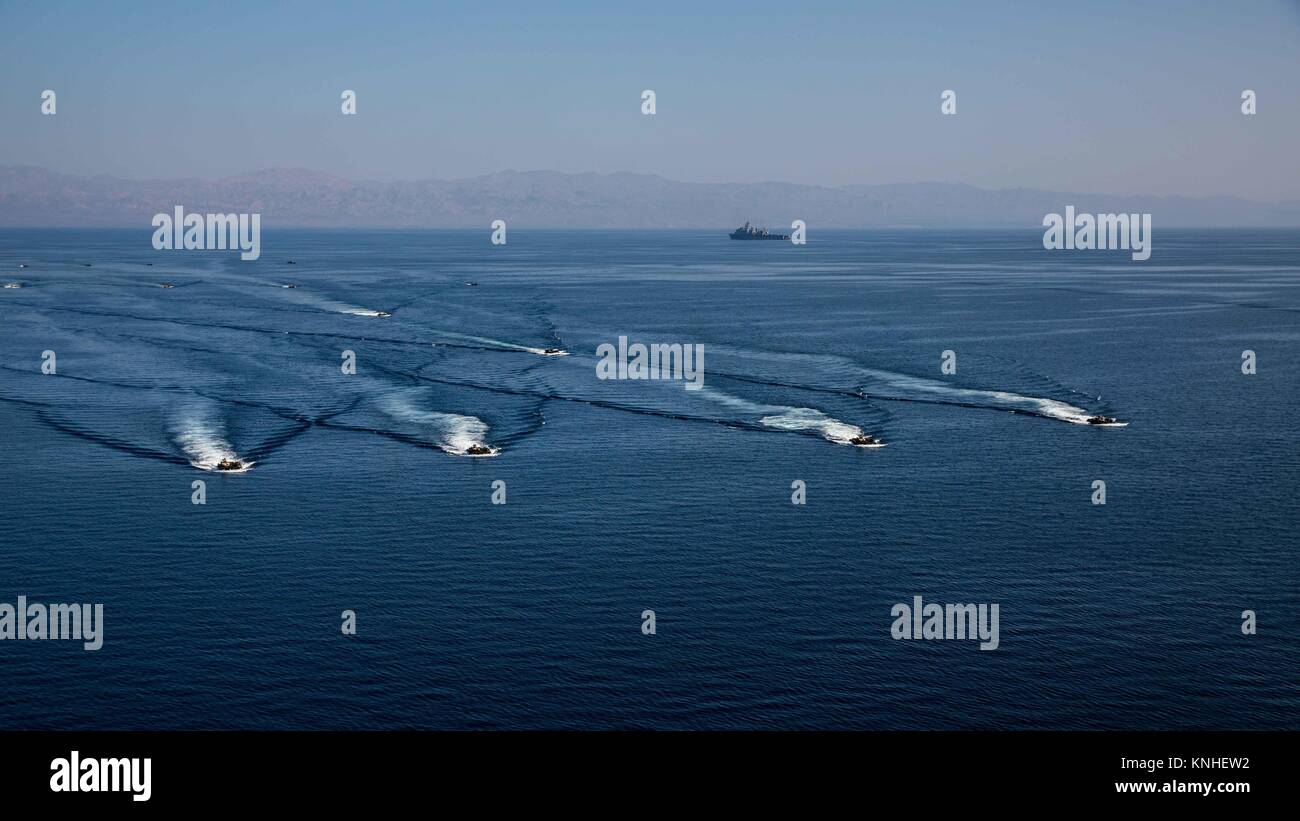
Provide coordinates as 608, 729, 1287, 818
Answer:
704, 345, 1113, 425
199, 271, 391, 316
265, 284, 389, 316
858, 369, 1102, 424
171, 403, 252, 471
311, 298, 389, 317
759, 407, 884, 445
699, 389, 881, 446
428, 330, 563, 355
379, 390, 497, 456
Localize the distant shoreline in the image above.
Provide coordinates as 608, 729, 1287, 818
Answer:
2, 167, 1297, 230
3, 225, 1300, 233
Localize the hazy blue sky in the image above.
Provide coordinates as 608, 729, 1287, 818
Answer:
2, 0, 1297, 198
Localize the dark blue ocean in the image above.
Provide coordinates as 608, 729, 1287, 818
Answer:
1, 228, 1296, 729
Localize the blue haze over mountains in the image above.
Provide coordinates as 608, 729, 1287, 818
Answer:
2, 166, 1297, 229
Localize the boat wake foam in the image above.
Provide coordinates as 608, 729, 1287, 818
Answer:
705, 345, 1121, 426
379, 390, 497, 456
700, 389, 882, 447
170, 403, 253, 471
865, 371, 1112, 425
759, 408, 886, 446
425, 330, 564, 355
267, 286, 390, 317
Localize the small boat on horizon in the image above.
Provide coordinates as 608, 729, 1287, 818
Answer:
730, 221, 790, 241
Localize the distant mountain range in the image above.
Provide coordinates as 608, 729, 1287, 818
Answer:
2, 166, 1297, 229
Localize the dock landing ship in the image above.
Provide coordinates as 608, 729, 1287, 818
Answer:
730, 221, 790, 240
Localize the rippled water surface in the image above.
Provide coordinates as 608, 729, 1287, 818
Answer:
0, 228, 1296, 729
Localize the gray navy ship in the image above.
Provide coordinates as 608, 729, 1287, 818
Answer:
730, 221, 790, 240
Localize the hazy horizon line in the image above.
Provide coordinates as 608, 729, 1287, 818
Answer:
6, 225, 1297, 233
4, 164, 1296, 206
